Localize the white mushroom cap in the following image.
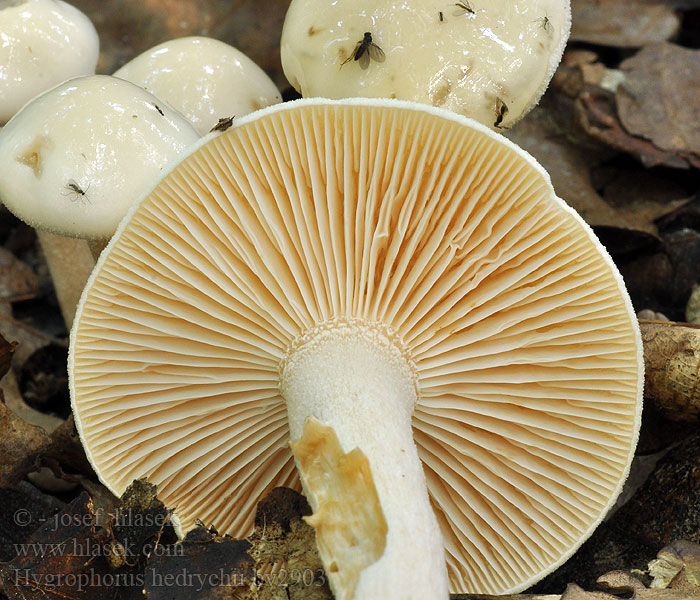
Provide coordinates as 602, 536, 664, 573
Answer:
0, 74, 200, 240
70, 98, 642, 595
281, 0, 570, 129
113, 37, 282, 136
0, 0, 99, 124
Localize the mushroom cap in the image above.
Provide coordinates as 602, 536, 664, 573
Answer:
280, 0, 570, 129
0, 74, 200, 239
69, 98, 642, 594
113, 36, 282, 135
0, 0, 99, 124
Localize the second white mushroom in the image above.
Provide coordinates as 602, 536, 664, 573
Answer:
114, 36, 282, 135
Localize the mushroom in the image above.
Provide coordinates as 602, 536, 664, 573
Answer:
69, 99, 643, 598
0, 0, 101, 327
0, 74, 200, 325
113, 36, 282, 136
280, 0, 570, 129
0, 0, 99, 125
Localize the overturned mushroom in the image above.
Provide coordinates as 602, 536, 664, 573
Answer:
70, 99, 643, 598
114, 36, 282, 136
281, 0, 571, 129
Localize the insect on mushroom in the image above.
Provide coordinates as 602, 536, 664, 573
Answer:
210, 116, 235, 133
453, 1, 475, 16
535, 15, 553, 34
62, 179, 90, 203
494, 97, 508, 128
153, 103, 165, 116
341, 32, 385, 69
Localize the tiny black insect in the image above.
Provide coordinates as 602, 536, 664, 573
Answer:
494, 98, 508, 129
210, 116, 235, 132
536, 15, 553, 33
154, 103, 164, 116
63, 179, 90, 203
341, 32, 386, 69
439, 11, 444, 21
454, 1, 475, 16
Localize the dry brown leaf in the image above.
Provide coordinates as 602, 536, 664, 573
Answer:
103, 479, 177, 570
574, 84, 692, 169
617, 43, 700, 168
571, 0, 680, 47
649, 540, 700, 590
561, 570, 699, 599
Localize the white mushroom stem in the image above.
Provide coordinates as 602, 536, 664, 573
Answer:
36, 231, 94, 328
281, 322, 449, 600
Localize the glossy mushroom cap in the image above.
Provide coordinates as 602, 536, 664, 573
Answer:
0, 0, 99, 124
281, 0, 570, 129
0, 75, 200, 239
114, 37, 282, 135
70, 98, 642, 594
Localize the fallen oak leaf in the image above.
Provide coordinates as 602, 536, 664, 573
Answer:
504, 99, 625, 229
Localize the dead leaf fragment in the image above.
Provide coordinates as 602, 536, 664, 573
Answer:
0, 401, 52, 488
0, 248, 39, 303
617, 43, 700, 168
649, 540, 700, 589
560, 570, 698, 599
571, 0, 680, 47
575, 84, 692, 169
104, 478, 177, 569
